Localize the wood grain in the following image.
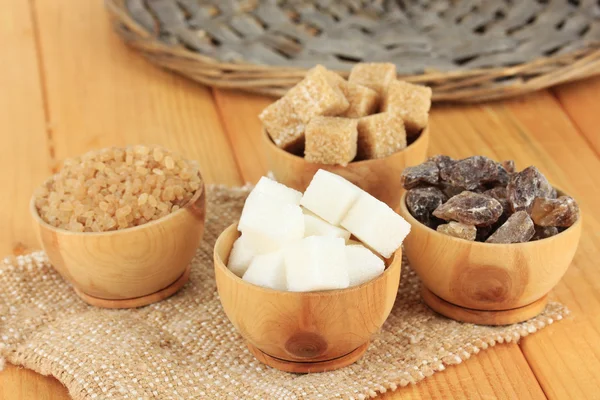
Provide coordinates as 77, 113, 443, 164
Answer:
213, 90, 272, 183
0, 0, 64, 397
0, 0, 51, 256
552, 76, 600, 155
32, 0, 241, 186
0, 365, 67, 400
379, 344, 546, 400
212, 88, 548, 398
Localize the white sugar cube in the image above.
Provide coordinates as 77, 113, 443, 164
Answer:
341, 192, 411, 258
227, 234, 257, 277
238, 192, 304, 253
300, 169, 361, 225
254, 176, 302, 206
303, 209, 351, 241
284, 236, 349, 292
243, 251, 287, 291
346, 245, 385, 286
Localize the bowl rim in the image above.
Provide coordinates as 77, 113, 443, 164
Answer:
214, 223, 402, 297
399, 187, 582, 247
30, 176, 205, 237
262, 124, 429, 165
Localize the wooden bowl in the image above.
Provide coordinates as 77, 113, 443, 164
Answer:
263, 127, 429, 209
398, 190, 582, 325
30, 183, 206, 308
213, 224, 402, 373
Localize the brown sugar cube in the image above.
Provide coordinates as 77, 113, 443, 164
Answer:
348, 62, 397, 95
319, 67, 380, 118
356, 112, 407, 159
259, 96, 305, 151
304, 116, 358, 166
341, 83, 379, 118
287, 65, 349, 123
382, 80, 432, 136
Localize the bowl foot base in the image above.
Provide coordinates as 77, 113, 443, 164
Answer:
422, 287, 548, 325
73, 265, 191, 309
246, 342, 369, 373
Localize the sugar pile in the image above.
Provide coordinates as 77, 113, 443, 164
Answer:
34, 145, 203, 232
227, 171, 411, 292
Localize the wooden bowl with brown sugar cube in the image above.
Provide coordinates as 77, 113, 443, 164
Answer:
260, 63, 430, 210
30, 145, 206, 308
397, 156, 582, 325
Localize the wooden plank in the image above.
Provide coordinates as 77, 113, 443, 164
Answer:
33, 0, 241, 186
0, 365, 67, 400
552, 76, 600, 155
0, 0, 66, 398
213, 88, 546, 399
213, 89, 272, 184
500, 92, 600, 400
380, 344, 545, 400
0, 0, 51, 255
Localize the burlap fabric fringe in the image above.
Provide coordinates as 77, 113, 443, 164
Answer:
0, 186, 568, 399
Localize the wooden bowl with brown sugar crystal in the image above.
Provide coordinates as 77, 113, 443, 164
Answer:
398, 189, 582, 325
30, 146, 206, 308
213, 224, 402, 373
263, 126, 429, 210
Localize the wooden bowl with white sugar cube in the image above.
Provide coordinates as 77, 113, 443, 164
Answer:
213, 171, 411, 373
260, 63, 431, 210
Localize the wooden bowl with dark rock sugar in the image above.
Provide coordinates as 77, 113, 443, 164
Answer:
398, 155, 582, 325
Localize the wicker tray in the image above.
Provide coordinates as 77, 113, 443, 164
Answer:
106, 0, 600, 102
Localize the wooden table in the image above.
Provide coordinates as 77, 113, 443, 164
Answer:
1, 1, 599, 399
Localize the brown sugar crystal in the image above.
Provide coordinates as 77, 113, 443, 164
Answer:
428, 154, 456, 171
486, 211, 535, 244
401, 161, 439, 189
507, 166, 555, 212
437, 222, 477, 241
356, 112, 407, 159
34, 145, 202, 232
433, 191, 503, 227
287, 65, 349, 123
532, 226, 559, 240
440, 156, 508, 191
259, 96, 305, 151
304, 116, 358, 166
406, 187, 447, 228
348, 62, 397, 96
530, 196, 579, 227
382, 80, 432, 136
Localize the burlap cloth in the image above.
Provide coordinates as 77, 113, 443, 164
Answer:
0, 186, 568, 400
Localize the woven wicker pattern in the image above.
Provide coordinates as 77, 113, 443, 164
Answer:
0, 185, 568, 399
105, 0, 600, 101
